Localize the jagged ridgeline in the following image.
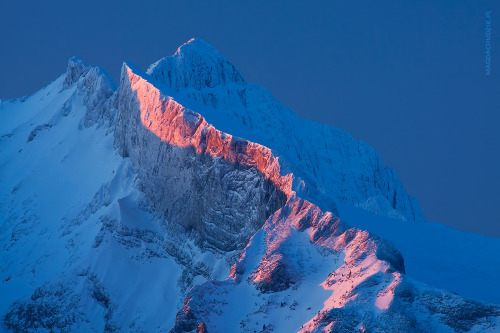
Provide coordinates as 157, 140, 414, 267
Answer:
0, 39, 498, 332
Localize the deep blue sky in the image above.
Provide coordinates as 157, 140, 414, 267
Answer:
1, 1, 499, 237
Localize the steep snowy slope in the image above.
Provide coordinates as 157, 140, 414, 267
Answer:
1, 40, 499, 332
338, 203, 500, 305
0, 59, 232, 331
173, 198, 500, 332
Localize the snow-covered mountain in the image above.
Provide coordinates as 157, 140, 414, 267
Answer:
1, 38, 499, 332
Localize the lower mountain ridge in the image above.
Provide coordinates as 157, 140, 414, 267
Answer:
0, 39, 499, 332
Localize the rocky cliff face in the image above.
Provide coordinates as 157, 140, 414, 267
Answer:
147, 39, 423, 223
115, 63, 289, 252
1, 39, 499, 332
64, 57, 117, 128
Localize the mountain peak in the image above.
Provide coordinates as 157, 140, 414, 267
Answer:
174, 38, 219, 57
2, 39, 500, 333
63, 56, 90, 89
147, 38, 245, 90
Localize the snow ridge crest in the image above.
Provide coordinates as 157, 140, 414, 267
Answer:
147, 38, 246, 90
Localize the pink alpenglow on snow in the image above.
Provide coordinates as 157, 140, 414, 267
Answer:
124, 64, 294, 198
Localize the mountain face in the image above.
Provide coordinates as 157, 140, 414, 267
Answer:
147, 39, 423, 223
0, 39, 499, 332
